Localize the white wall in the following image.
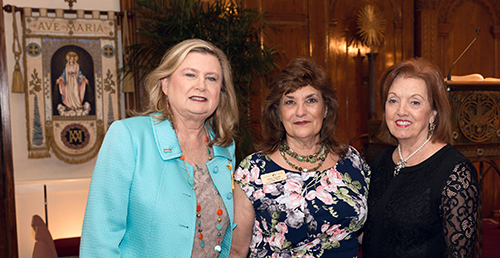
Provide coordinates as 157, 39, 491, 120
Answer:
3, 0, 121, 257
15, 179, 91, 258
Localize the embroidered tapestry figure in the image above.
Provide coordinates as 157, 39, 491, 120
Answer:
56, 51, 90, 114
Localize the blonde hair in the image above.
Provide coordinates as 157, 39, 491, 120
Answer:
137, 39, 238, 147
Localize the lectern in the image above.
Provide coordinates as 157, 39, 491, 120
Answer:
447, 81, 500, 160
447, 80, 500, 258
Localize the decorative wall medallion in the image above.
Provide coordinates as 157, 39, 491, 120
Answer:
459, 93, 499, 142
60, 123, 90, 150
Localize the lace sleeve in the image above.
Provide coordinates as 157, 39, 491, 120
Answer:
440, 162, 479, 258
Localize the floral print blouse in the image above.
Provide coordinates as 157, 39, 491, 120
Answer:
234, 146, 370, 257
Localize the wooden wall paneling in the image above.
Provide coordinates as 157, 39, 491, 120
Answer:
446, 2, 495, 78
383, 0, 414, 66
308, 0, 328, 66
415, 7, 438, 64
0, 0, 19, 256
370, 2, 388, 122
492, 160, 500, 219
261, 19, 309, 114
120, 0, 140, 114
265, 21, 310, 66
252, 0, 310, 120
390, 0, 405, 65
327, 0, 375, 145
482, 164, 500, 219
326, 0, 352, 144
381, 0, 397, 68
327, 0, 382, 145
401, 0, 415, 61
121, 0, 152, 113
261, 0, 306, 16
494, 26, 500, 78
262, 0, 309, 65
393, 21, 403, 65
437, 23, 452, 78
241, 0, 259, 10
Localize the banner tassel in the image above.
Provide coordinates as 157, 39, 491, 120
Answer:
12, 61, 24, 93
11, 6, 24, 93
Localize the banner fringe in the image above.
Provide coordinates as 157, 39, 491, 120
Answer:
28, 150, 51, 159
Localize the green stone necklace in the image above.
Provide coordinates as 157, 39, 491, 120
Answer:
279, 142, 329, 172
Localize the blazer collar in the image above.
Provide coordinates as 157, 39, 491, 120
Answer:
150, 115, 233, 162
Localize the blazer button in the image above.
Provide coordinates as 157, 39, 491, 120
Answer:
213, 166, 219, 174
226, 192, 233, 199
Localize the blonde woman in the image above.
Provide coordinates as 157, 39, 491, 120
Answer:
81, 39, 238, 257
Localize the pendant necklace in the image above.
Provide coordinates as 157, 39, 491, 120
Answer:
394, 132, 433, 177
177, 130, 222, 257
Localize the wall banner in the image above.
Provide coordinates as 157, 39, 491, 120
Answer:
23, 8, 120, 164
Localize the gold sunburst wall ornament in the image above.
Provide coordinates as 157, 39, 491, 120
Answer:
357, 5, 386, 52
344, 15, 366, 50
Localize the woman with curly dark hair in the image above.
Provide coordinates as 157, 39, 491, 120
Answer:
230, 57, 370, 258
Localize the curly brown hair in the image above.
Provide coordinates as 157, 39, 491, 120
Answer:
258, 57, 348, 157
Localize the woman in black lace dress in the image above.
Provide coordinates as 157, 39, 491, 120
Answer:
362, 58, 479, 257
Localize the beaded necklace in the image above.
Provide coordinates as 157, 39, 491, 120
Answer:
282, 143, 325, 162
279, 142, 329, 172
177, 131, 222, 257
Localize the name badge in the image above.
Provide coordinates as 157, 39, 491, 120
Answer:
261, 170, 287, 185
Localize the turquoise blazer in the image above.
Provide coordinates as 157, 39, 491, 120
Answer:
80, 115, 236, 257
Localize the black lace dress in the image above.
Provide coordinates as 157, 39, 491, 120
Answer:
362, 144, 479, 258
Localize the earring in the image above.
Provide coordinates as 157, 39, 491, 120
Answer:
429, 121, 436, 133
166, 96, 170, 109
215, 111, 218, 118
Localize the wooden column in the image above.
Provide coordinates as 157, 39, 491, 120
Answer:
393, 21, 403, 63
308, 0, 328, 66
437, 23, 452, 77
0, 0, 19, 257
493, 25, 500, 78
415, 6, 438, 64
120, 0, 144, 114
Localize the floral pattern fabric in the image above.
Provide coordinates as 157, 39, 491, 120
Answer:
235, 147, 370, 258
